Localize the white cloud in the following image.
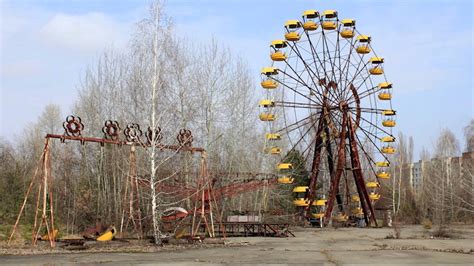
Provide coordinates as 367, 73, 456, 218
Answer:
39, 12, 128, 53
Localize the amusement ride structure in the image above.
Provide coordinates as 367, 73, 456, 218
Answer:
260, 10, 396, 226
8, 117, 285, 247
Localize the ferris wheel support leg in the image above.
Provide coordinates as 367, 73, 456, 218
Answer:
323, 116, 344, 213
324, 112, 348, 225
347, 117, 378, 227
305, 115, 325, 218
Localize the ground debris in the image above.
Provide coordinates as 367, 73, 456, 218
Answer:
373, 243, 473, 255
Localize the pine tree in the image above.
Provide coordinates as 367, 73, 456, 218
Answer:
282, 150, 309, 186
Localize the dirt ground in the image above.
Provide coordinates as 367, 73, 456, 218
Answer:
1, 225, 473, 265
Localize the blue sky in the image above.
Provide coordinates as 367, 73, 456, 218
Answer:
1, 0, 473, 158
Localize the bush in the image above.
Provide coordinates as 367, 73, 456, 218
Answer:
432, 225, 451, 238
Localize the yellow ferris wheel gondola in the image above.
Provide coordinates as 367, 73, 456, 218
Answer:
369, 192, 381, 201
376, 161, 390, 167
366, 182, 380, 188
382, 110, 396, 116
293, 186, 309, 206
259, 113, 275, 121
377, 171, 391, 179
312, 213, 325, 219
356, 35, 371, 54
259, 99, 275, 108
381, 136, 395, 143
321, 10, 338, 30
378, 82, 393, 101
261, 80, 278, 89
284, 20, 302, 41
340, 19, 355, 38
313, 199, 327, 206
278, 176, 294, 184
382, 119, 396, 127
277, 163, 293, 170
378, 92, 392, 100
382, 146, 396, 154
293, 186, 308, 193
369, 57, 384, 75
260, 67, 279, 89
265, 133, 281, 141
265, 146, 281, 155
270, 40, 288, 61
302, 10, 319, 31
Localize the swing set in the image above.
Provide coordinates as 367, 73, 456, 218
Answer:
8, 115, 223, 247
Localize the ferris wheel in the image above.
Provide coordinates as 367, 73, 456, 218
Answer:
259, 10, 396, 226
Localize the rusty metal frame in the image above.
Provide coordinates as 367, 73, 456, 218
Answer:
323, 109, 348, 224
347, 114, 378, 226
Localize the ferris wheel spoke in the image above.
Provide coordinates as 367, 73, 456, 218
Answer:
352, 73, 374, 90
287, 109, 336, 157
351, 128, 381, 176
276, 111, 320, 134
351, 118, 391, 163
293, 135, 325, 175
305, 31, 327, 78
280, 57, 316, 89
328, 110, 378, 155
274, 101, 323, 109
305, 31, 340, 106
340, 36, 355, 73
348, 107, 386, 114
341, 37, 370, 99
348, 109, 393, 141
342, 61, 372, 101
277, 69, 311, 89
331, 25, 348, 102
289, 120, 320, 156
350, 86, 382, 105
321, 30, 339, 88
338, 38, 356, 98
286, 42, 325, 102
273, 75, 320, 105
351, 135, 382, 186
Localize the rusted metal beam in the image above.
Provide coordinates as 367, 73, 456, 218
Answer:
45, 134, 205, 153
347, 115, 378, 227
304, 112, 326, 216
324, 110, 347, 224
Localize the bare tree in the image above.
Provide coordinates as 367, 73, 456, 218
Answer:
388, 132, 413, 218
464, 119, 474, 152
422, 129, 461, 227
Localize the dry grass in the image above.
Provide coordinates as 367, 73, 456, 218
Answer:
422, 219, 433, 230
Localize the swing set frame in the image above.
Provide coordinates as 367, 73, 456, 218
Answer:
8, 115, 221, 247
